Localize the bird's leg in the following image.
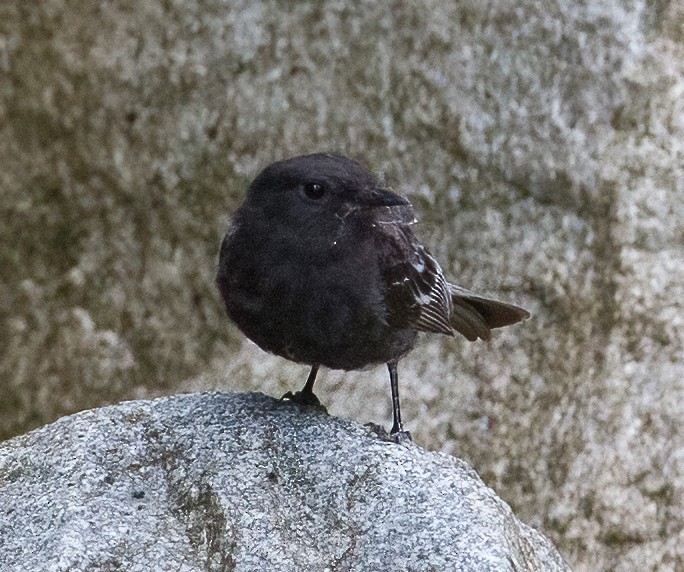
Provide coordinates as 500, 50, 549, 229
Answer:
300, 364, 319, 399
387, 360, 412, 442
281, 364, 323, 407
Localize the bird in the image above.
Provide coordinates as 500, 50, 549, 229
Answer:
216, 153, 530, 441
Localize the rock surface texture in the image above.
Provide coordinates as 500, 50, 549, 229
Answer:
0, 392, 568, 572
2, 1, 683, 569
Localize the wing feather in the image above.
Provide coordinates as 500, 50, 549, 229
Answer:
381, 226, 530, 341
383, 236, 454, 336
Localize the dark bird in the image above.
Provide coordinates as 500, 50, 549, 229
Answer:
216, 153, 530, 441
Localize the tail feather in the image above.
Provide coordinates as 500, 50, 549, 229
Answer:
448, 284, 530, 342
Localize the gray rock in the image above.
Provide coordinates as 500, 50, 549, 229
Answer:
0, 392, 568, 571
3, 1, 683, 569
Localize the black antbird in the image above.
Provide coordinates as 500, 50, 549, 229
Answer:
217, 153, 530, 441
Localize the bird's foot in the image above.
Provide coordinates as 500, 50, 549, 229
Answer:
281, 389, 325, 410
391, 430, 412, 444
390, 420, 412, 444
365, 423, 413, 444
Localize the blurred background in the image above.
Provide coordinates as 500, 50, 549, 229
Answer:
1, 1, 683, 569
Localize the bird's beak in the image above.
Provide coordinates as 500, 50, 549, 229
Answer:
356, 187, 416, 225
359, 187, 412, 208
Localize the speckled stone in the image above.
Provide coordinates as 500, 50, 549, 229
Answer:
0, 392, 568, 571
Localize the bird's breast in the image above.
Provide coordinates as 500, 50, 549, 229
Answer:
218, 228, 415, 369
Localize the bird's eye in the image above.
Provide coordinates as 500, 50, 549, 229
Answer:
303, 182, 325, 200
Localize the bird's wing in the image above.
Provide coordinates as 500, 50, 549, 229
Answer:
381, 227, 530, 342
383, 233, 455, 336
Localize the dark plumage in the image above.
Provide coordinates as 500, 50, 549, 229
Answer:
217, 153, 530, 440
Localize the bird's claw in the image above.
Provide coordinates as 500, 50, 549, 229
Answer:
365, 423, 413, 444
281, 390, 325, 409
391, 430, 412, 444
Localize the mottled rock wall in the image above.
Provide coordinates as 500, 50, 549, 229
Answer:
1, 1, 682, 569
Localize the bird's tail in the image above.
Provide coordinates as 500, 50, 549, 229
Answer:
448, 284, 530, 342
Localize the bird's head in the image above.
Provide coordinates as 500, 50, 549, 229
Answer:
240, 154, 415, 239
